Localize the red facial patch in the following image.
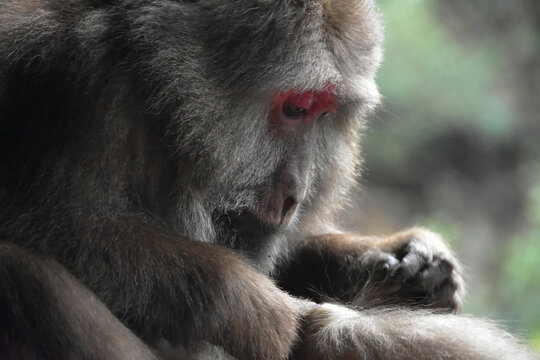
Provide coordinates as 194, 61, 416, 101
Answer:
270, 83, 337, 132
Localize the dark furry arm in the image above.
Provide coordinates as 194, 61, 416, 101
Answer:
22, 220, 300, 360
277, 228, 464, 311
0, 243, 157, 360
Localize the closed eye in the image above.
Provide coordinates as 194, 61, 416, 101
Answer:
283, 102, 308, 118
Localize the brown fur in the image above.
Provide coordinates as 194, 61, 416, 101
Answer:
0, 0, 536, 359
296, 304, 534, 360
278, 228, 464, 311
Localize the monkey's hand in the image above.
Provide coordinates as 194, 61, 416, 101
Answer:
352, 227, 465, 311
278, 228, 464, 312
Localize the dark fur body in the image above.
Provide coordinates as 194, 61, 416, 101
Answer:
0, 1, 536, 359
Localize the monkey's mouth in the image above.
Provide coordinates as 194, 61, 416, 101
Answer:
238, 211, 285, 234
213, 209, 286, 244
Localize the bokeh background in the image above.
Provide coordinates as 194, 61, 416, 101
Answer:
342, 0, 540, 349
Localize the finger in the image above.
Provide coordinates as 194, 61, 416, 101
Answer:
359, 250, 399, 280
391, 241, 433, 281
416, 258, 452, 290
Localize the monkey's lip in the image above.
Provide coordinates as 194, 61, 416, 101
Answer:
213, 206, 293, 242
229, 210, 287, 236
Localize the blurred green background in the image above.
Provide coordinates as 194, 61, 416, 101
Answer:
343, 0, 540, 349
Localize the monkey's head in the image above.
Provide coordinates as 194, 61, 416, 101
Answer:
134, 0, 383, 252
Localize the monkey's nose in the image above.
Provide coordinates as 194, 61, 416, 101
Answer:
257, 166, 305, 227
257, 190, 300, 227
280, 196, 299, 226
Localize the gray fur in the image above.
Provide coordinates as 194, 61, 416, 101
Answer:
299, 304, 535, 360
0, 1, 536, 359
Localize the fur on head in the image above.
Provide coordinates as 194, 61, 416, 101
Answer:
148, 0, 385, 247
0, 0, 384, 256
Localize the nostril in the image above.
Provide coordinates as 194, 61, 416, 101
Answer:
280, 196, 298, 225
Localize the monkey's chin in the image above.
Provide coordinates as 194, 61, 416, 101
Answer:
213, 210, 286, 250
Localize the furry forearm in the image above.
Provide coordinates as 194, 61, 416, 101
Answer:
296, 303, 536, 360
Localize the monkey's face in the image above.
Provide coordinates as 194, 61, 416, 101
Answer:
144, 0, 383, 248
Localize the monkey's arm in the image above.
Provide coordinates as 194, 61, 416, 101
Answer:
0, 242, 158, 360
277, 227, 464, 311
294, 303, 536, 360
34, 220, 300, 360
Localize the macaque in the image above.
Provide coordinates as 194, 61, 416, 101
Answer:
0, 0, 535, 359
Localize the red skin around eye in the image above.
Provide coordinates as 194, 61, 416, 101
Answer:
270, 83, 337, 133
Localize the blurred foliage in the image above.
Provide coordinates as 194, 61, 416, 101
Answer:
379, 0, 512, 144
355, 0, 540, 348
499, 181, 540, 339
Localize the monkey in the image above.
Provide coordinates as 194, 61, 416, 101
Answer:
0, 0, 536, 359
